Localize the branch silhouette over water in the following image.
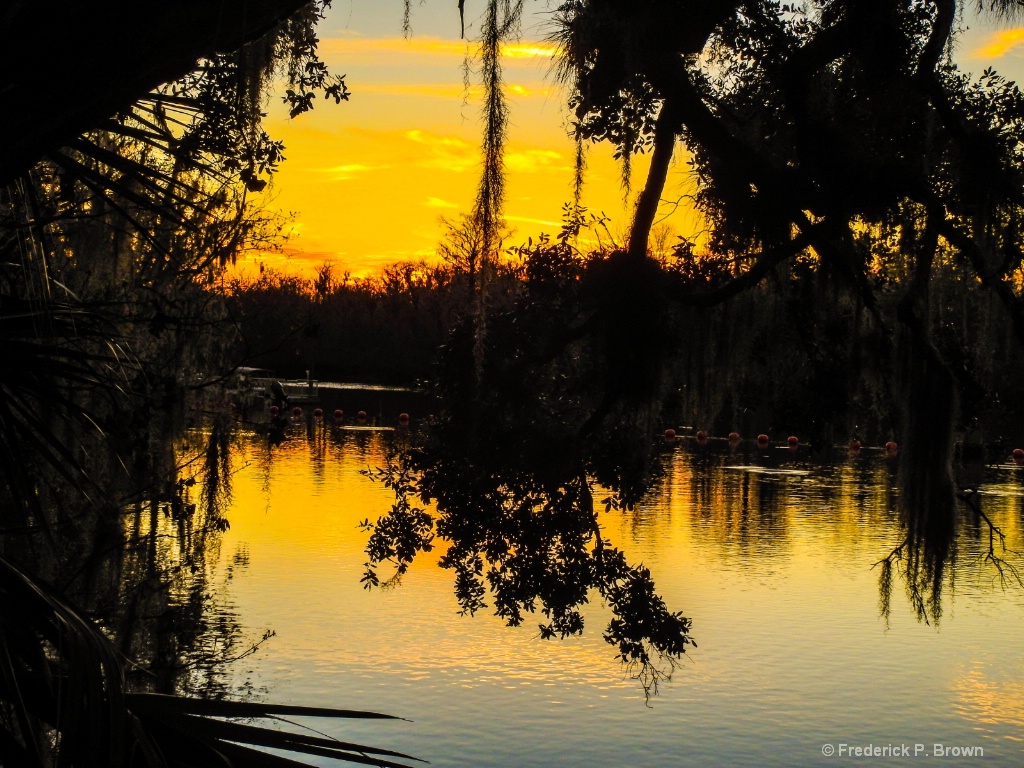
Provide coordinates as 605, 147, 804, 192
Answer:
876, 482, 1024, 625
360, 452, 694, 699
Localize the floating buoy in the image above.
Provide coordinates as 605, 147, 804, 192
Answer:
313, 407, 323, 418
696, 429, 708, 446
728, 431, 741, 444
357, 410, 367, 423
787, 435, 799, 451
757, 433, 770, 447
885, 441, 898, 457
398, 412, 410, 425
333, 409, 343, 419
664, 428, 676, 443
269, 405, 279, 417
1013, 448, 1024, 465
850, 439, 862, 454
292, 406, 303, 417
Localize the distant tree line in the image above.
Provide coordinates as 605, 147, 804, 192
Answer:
226, 261, 467, 384
225, 208, 1024, 449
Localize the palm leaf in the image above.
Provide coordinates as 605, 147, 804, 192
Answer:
129, 697, 424, 768
0, 555, 424, 767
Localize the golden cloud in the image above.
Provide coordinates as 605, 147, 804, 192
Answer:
316, 36, 556, 63
357, 82, 475, 99
505, 214, 562, 228
318, 35, 470, 59
501, 42, 558, 59
357, 81, 550, 99
422, 197, 460, 209
973, 29, 1024, 58
504, 149, 569, 174
316, 163, 388, 181
405, 129, 478, 172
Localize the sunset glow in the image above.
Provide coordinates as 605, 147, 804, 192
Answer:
236, 6, 677, 279
239, 6, 1024, 280
972, 28, 1024, 59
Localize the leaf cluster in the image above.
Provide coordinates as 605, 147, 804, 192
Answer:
0, 554, 420, 767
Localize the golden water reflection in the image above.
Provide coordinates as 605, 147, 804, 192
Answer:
200, 425, 1024, 767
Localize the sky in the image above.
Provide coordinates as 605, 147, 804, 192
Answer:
238, 1, 1024, 279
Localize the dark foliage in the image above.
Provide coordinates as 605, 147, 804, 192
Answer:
0, 1, 421, 765
0, 554, 420, 767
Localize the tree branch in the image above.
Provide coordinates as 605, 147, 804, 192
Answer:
1, 0, 311, 186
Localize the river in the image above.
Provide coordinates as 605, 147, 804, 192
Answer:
178, 407, 1024, 767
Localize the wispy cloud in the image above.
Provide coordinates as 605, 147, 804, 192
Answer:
972, 29, 1024, 58
501, 42, 558, 59
505, 83, 555, 98
355, 81, 551, 99
317, 36, 557, 62
358, 82, 472, 98
405, 129, 478, 172
505, 214, 561, 228
318, 35, 470, 59
505, 149, 568, 174
316, 163, 388, 181
422, 197, 460, 209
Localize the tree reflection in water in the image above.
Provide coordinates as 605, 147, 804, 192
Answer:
26, 381, 1009, 710
878, 473, 1024, 626
353, 241, 1022, 696
361, 452, 693, 697
2, 407, 426, 767
3, 413, 258, 699
357, 264, 698, 697
355, 397, 1024, 698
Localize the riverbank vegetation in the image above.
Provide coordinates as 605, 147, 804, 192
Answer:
226, 208, 1024, 451
0, 2, 427, 765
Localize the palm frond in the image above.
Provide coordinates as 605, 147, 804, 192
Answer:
0, 555, 423, 767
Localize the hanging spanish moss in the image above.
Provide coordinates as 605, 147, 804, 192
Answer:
200, 415, 233, 529
468, 1, 523, 385
573, 132, 587, 207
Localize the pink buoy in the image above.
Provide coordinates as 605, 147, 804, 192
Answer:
728, 431, 741, 444
333, 409, 343, 420
398, 412, 410, 426
313, 407, 323, 418
357, 410, 367, 423
757, 433, 769, 448
292, 406, 303, 417
787, 435, 799, 451
850, 439, 862, 454
885, 441, 898, 457
696, 429, 708, 446
269, 405, 279, 417
663, 428, 676, 443
1013, 448, 1024, 465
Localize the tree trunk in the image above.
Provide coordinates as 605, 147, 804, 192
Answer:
627, 101, 681, 260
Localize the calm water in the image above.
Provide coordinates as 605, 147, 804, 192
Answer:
190, 418, 1024, 767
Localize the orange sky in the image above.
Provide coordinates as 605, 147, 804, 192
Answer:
237, 4, 1024, 279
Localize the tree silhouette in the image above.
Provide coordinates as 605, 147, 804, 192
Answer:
0, 0, 331, 186
396, 0, 1024, 630
0, 4, 424, 765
